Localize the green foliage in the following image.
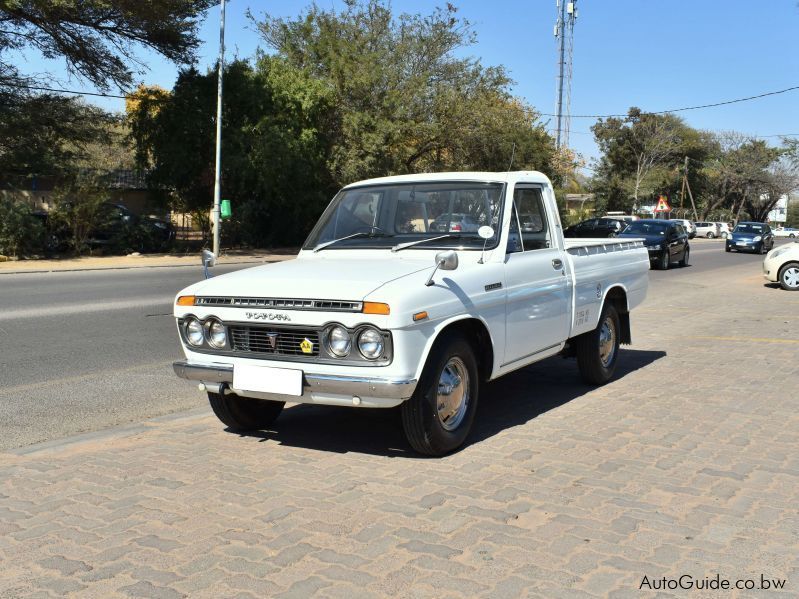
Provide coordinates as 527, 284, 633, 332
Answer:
49, 171, 108, 256
0, 196, 43, 257
786, 199, 799, 228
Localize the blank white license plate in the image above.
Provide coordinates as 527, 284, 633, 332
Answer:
737, 241, 747, 246
233, 364, 303, 396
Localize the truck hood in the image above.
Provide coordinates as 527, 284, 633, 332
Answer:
186, 257, 432, 301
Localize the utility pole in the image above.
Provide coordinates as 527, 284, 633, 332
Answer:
554, 0, 577, 149
212, 0, 226, 258
682, 156, 699, 221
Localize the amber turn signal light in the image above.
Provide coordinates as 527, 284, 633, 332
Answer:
176, 295, 196, 306
362, 302, 390, 315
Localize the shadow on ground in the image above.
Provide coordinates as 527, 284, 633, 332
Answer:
229, 348, 666, 458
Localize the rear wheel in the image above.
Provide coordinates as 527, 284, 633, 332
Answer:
401, 332, 479, 456
208, 391, 284, 431
575, 303, 620, 385
778, 262, 799, 291
707, 232, 715, 238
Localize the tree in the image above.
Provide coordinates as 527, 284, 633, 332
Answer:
591, 108, 690, 212
255, 0, 555, 185
0, 90, 113, 176
1, 0, 214, 91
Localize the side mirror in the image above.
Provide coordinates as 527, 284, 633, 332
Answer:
425, 250, 458, 287
435, 250, 458, 271
202, 249, 216, 279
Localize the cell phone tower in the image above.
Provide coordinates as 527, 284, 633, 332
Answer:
554, 0, 578, 149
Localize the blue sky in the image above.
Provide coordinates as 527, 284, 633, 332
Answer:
15, 0, 799, 170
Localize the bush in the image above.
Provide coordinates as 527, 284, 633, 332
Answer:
0, 197, 44, 257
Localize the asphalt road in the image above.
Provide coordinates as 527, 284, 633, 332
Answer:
0, 238, 791, 450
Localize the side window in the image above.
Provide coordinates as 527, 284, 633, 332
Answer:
507, 205, 523, 253
514, 187, 550, 251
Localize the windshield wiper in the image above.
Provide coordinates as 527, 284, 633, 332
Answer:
391, 234, 462, 253
312, 230, 387, 252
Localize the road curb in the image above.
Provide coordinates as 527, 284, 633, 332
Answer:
4, 407, 211, 457
0, 258, 281, 275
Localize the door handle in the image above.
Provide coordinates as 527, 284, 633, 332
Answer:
552, 258, 563, 270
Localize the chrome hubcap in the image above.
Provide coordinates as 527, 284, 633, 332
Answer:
598, 317, 616, 367
784, 267, 799, 288
436, 357, 469, 431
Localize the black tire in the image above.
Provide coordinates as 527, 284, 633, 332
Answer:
707, 232, 715, 239
758, 243, 766, 255
207, 391, 284, 431
575, 303, 621, 385
725, 245, 731, 253
778, 262, 799, 291
657, 249, 669, 270
401, 331, 479, 456
679, 246, 689, 267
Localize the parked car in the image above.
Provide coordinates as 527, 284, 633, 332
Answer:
618, 219, 690, 270
669, 218, 697, 239
763, 242, 799, 290
725, 222, 774, 254
715, 222, 733, 239
773, 227, 798, 239
429, 212, 481, 233
563, 217, 625, 238
694, 221, 721, 238
33, 203, 174, 253
172, 171, 650, 456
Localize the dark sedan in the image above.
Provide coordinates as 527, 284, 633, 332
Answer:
725, 222, 774, 254
563, 217, 625, 238
617, 219, 690, 270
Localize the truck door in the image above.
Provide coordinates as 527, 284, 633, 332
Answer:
503, 185, 571, 367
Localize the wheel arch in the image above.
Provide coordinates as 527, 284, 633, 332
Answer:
414, 316, 496, 383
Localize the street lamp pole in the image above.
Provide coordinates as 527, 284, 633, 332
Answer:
212, 0, 226, 258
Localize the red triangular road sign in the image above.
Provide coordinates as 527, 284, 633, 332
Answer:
654, 195, 671, 212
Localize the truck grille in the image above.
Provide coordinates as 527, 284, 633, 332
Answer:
229, 325, 321, 357
196, 297, 362, 312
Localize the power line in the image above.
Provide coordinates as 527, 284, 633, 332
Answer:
536, 84, 799, 118
3, 82, 128, 99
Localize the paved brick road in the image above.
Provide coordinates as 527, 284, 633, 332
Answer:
1, 263, 797, 598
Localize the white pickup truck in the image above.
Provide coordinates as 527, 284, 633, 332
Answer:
173, 171, 649, 455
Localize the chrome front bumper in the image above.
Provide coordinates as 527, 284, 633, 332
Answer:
173, 360, 417, 407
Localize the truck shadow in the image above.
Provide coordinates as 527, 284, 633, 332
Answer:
230, 349, 666, 457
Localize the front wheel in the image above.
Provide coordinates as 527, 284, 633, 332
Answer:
779, 262, 799, 291
725, 245, 731, 253
657, 249, 669, 270
679, 246, 690, 267
208, 391, 284, 431
575, 304, 621, 385
401, 332, 479, 456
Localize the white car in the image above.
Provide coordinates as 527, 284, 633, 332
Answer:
715, 222, 732, 239
694, 221, 720, 238
773, 227, 799, 239
173, 171, 650, 455
669, 218, 697, 238
763, 242, 799, 290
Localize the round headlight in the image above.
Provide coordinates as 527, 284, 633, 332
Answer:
358, 328, 384, 359
185, 318, 204, 346
327, 325, 351, 357
207, 319, 227, 348
753, 235, 762, 242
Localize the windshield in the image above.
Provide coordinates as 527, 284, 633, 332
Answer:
622, 221, 669, 236
734, 223, 765, 234
303, 181, 504, 250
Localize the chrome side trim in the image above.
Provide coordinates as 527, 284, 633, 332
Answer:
173, 360, 417, 401
500, 343, 561, 368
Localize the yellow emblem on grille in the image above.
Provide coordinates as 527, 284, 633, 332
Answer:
300, 338, 313, 354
